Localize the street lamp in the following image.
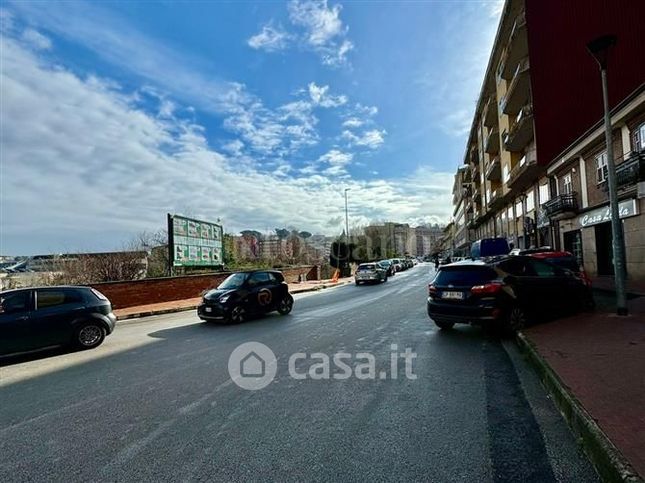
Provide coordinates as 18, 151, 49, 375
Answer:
344, 188, 351, 245
587, 34, 628, 316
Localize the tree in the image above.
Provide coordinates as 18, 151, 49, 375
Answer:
275, 228, 290, 239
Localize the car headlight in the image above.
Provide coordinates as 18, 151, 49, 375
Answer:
219, 294, 230, 303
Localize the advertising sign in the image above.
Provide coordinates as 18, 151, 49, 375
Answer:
168, 214, 223, 267
578, 199, 638, 228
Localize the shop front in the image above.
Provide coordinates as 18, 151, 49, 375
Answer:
577, 198, 642, 278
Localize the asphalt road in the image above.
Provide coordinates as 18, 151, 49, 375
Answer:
0, 264, 599, 482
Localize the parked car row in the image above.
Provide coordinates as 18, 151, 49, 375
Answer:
426, 252, 594, 332
355, 257, 418, 286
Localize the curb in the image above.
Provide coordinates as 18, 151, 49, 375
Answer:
116, 280, 353, 322
515, 332, 643, 483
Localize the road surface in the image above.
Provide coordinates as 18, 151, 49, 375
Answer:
0, 264, 599, 482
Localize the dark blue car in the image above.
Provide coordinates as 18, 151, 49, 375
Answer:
0, 286, 117, 356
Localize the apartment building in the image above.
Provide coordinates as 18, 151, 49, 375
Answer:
454, 0, 644, 277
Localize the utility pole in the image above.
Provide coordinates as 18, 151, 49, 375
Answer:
587, 34, 628, 316
344, 188, 350, 245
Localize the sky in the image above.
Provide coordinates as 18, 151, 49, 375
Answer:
0, 0, 503, 255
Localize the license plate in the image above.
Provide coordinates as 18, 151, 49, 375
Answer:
442, 291, 464, 300
205, 307, 212, 312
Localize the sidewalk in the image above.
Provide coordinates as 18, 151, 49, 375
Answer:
518, 295, 645, 482
591, 276, 645, 296
114, 277, 354, 320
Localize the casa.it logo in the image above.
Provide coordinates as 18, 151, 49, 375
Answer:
257, 288, 272, 306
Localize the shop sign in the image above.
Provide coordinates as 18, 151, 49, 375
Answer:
579, 199, 639, 228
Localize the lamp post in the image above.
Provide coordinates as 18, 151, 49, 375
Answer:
587, 34, 628, 316
344, 188, 351, 245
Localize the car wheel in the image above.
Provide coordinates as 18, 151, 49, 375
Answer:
229, 305, 246, 324
355, 281, 361, 286
434, 320, 454, 330
506, 306, 527, 333
383, 275, 388, 282
277, 295, 294, 315
74, 322, 106, 350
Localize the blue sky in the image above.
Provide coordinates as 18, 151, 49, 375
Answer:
0, 0, 503, 254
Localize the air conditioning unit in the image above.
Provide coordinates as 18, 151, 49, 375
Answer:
638, 181, 645, 199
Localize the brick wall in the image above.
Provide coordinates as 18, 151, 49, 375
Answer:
91, 265, 318, 309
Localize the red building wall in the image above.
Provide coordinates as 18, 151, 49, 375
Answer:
526, 0, 645, 166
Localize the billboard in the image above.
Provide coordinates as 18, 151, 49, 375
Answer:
168, 214, 223, 267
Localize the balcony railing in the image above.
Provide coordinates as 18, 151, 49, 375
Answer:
483, 96, 497, 127
508, 150, 538, 189
503, 104, 534, 151
500, 10, 527, 80
485, 128, 499, 154
543, 192, 578, 218
485, 156, 501, 181
600, 149, 645, 192
502, 57, 530, 115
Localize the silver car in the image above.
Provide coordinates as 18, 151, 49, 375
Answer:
355, 263, 388, 285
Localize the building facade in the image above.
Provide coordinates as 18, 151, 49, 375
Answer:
451, 0, 645, 278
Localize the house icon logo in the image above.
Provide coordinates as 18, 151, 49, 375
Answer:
228, 342, 277, 390
240, 351, 265, 377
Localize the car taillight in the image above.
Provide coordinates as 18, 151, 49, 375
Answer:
428, 284, 438, 296
580, 268, 592, 287
471, 282, 503, 295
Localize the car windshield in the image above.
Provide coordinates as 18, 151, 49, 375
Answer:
358, 264, 376, 271
218, 273, 248, 289
433, 266, 498, 286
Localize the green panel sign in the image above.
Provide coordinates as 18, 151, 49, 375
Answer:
169, 214, 223, 267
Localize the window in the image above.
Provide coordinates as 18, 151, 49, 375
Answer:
247, 272, 270, 286
634, 123, 645, 152
36, 289, 83, 309
527, 259, 559, 277
515, 200, 522, 217
526, 189, 535, 212
563, 173, 573, 194
539, 183, 550, 204
0, 291, 30, 315
595, 151, 608, 183
503, 164, 510, 182
498, 258, 534, 276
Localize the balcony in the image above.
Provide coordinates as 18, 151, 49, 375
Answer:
508, 150, 539, 190
600, 150, 645, 192
473, 188, 482, 203
485, 156, 501, 181
543, 192, 578, 220
501, 58, 530, 115
500, 11, 528, 80
483, 96, 497, 127
503, 104, 534, 151
488, 188, 505, 210
485, 128, 500, 154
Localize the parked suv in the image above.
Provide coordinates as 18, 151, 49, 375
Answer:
198, 270, 293, 323
426, 256, 594, 332
511, 249, 592, 288
355, 263, 388, 285
0, 286, 116, 356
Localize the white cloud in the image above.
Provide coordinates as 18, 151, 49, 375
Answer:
342, 117, 362, 128
318, 149, 352, 166
308, 82, 347, 107
247, 23, 290, 52
248, 0, 354, 67
288, 0, 344, 46
21, 27, 51, 50
342, 128, 386, 149
0, 29, 446, 254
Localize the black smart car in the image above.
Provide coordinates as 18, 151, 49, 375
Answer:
427, 256, 594, 332
198, 270, 294, 323
0, 286, 117, 356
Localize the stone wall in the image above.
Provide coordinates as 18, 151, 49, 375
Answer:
91, 265, 318, 309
